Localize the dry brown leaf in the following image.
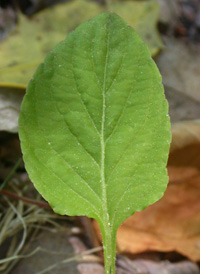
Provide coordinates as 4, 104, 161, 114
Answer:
93, 120, 200, 261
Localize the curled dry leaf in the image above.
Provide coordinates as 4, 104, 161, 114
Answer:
93, 120, 200, 261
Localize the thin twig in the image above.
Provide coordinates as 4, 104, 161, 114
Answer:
0, 190, 51, 209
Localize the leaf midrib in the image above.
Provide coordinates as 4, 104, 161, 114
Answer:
101, 17, 110, 225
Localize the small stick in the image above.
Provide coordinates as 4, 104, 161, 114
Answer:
0, 189, 51, 209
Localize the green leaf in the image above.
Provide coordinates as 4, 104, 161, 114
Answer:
19, 13, 171, 274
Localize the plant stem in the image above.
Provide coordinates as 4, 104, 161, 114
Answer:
103, 224, 116, 274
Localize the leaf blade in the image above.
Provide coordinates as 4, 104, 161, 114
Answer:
19, 12, 171, 274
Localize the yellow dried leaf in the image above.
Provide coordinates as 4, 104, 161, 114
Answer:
0, 0, 162, 88
0, 0, 103, 88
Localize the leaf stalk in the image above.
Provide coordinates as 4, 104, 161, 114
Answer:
103, 224, 116, 274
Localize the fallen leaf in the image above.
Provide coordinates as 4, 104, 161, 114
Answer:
0, 0, 162, 88
0, 0, 103, 89
93, 120, 200, 261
